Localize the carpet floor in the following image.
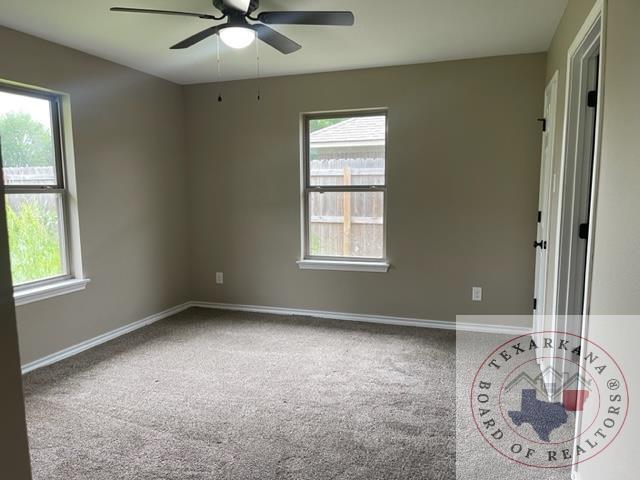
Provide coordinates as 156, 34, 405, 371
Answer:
455, 332, 571, 480
23, 308, 456, 480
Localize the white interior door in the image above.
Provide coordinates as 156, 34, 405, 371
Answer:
533, 73, 558, 375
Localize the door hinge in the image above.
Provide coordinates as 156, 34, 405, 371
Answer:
579, 222, 589, 239
533, 298, 537, 311
537, 118, 547, 132
587, 90, 598, 108
533, 240, 547, 249
537, 211, 542, 223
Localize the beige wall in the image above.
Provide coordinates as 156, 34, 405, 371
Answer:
0, 26, 190, 364
581, 0, 640, 478
184, 54, 546, 325
0, 179, 31, 478
589, 2, 640, 314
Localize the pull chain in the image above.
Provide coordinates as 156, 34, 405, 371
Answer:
217, 36, 223, 102
255, 31, 261, 101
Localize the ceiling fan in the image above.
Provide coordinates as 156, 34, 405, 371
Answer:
110, 0, 355, 54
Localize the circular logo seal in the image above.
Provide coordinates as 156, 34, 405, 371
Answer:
470, 331, 629, 468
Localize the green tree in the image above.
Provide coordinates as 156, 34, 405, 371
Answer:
0, 112, 53, 167
310, 118, 344, 132
5, 199, 62, 285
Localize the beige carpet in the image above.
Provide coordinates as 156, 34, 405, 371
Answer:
23, 308, 456, 480
456, 331, 571, 480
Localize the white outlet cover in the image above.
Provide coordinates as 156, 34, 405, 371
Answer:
472, 287, 482, 301
216, 272, 224, 284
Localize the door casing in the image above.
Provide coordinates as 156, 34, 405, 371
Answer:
544, 0, 607, 477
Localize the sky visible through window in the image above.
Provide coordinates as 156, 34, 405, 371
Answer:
0, 90, 52, 127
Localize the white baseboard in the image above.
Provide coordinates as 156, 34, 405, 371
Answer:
21, 300, 531, 374
189, 301, 532, 336
20, 302, 191, 374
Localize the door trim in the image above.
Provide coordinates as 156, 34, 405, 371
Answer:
554, 0, 605, 323
576, 2, 606, 336
555, 1, 607, 477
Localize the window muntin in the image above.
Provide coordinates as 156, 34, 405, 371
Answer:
303, 111, 387, 261
1, 86, 69, 287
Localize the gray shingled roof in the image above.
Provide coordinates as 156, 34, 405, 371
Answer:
310, 116, 385, 145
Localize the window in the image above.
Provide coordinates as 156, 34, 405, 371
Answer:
299, 111, 389, 272
1, 84, 87, 304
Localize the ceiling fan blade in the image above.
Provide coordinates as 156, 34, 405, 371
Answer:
250, 24, 301, 54
257, 11, 354, 26
170, 26, 223, 49
110, 7, 219, 20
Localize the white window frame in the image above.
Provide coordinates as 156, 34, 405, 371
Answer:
1, 82, 88, 306
298, 109, 390, 273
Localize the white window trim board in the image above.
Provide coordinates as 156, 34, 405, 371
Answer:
297, 259, 389, 272
14, 277, 90, 307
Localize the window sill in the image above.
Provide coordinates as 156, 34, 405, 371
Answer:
13, 278, 90, 307
297, 260, 390, 273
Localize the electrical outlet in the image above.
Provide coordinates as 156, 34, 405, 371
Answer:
472, 287, 482, 302
216, 272, 224, 284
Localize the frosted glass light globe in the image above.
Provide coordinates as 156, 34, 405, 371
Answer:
219, 27, 255, 49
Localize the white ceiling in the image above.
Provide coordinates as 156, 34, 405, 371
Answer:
0, 0, 567, 85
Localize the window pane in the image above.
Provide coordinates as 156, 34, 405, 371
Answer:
309, 115, 385, 186
5, 193, 65, 285
308, 191, 384, 258
0, 90, 58, 186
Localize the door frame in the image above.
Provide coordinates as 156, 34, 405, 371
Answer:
553, 1, 605, 329
574, 2, 606, 336
551, 1, 607, 478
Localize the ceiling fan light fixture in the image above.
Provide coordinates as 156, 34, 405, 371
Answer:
219, 26, 255, 49
111, 2, 354, 54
